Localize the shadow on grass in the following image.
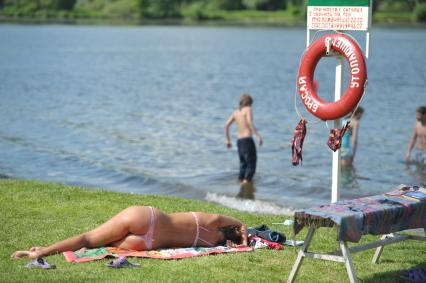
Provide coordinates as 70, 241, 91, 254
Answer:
363, 264, 426, 283
0, 173, 9, 179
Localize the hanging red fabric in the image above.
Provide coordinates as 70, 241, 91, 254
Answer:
291, 119, 307, 166
327, 121, 351, 152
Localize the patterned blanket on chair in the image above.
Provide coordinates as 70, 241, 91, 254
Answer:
293, 185, 426, 242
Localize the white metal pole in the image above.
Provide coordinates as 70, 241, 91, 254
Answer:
331, 57, 344, 203
365, 0, 373, 58
306, 29, 311, 48
365, 32, 370, 59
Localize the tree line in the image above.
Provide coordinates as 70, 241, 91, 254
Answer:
0, 0, 425, 22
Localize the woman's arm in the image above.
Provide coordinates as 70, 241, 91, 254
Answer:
217, 215, 248, 247
239, 224, 248, 246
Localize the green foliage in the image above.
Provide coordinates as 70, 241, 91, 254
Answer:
102, 0, 139, 18
0, 0, 423, 23
181, 2, 210, 21
74, 0, 138, 18
243, 0, 286, 11
377, 0, 415, 12
207, 0, 244, 11
73, 0, 108, 18
414, 2, 426, 21
138, 0, 182, 18
0, 0, 76, 17
57, 0, 77, 10
74, 0, 104, 11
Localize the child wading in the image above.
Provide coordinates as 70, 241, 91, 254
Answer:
405, 106, 426, 165
224, 94, 263, 184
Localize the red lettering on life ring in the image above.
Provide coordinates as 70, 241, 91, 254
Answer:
297, 33, 367, 121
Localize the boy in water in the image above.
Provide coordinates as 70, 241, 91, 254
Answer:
405, 106, 426, 165
341, 107, 364, 167
224, 94, 263, 184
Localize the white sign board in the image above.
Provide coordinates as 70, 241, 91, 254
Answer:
307, 6, 370, 31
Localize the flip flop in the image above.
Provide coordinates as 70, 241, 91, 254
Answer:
106, 256, 140, 268
400, 268, 426, 282
24, 257, 56, 269
284, 240, 304, 247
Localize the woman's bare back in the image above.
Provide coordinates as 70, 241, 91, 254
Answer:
114, 209, 223, 250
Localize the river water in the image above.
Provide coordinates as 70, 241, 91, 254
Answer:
0, 24, 425, 214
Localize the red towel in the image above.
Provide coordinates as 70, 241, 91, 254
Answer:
249, 236, 283, 250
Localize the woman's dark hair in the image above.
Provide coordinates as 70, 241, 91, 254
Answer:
219, 226, 242, 245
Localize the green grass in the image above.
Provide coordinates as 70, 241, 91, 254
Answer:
0, 179, 424, 282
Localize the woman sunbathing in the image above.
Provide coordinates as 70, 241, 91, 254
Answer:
11, 206, 247, 259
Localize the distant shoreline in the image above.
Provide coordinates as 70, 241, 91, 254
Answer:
1, 13, 424, 28
0, 15, 302, 27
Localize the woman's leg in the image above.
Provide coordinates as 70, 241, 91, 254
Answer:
11, 206, 151, 259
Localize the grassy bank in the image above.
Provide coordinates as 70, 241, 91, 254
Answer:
0, 179, 424, 282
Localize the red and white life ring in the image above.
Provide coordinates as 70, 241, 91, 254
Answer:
297, 33, 367, 121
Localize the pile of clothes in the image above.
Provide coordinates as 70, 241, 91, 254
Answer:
247, 225, 286, 250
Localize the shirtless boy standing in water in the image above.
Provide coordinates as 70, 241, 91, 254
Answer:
405, 106, 426, 165
224, 94, 263, 184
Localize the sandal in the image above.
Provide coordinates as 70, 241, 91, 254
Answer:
24, 257, 56, 269
106, 256, 140, 268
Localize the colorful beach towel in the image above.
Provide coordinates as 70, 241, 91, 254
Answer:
64, 246, 252, 263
